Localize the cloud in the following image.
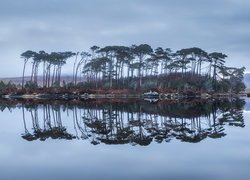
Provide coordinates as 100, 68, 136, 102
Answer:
0, 0, 250, 77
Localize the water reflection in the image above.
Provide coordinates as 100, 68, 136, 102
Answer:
0, 98, 245, 145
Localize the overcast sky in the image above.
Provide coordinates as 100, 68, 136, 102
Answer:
0, 0, 250, 77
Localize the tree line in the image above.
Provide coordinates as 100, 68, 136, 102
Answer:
21, 44, 245, 93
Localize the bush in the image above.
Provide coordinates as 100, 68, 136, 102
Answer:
25, 81, 38, 90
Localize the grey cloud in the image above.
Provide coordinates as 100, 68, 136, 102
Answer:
0, 0, 250, 77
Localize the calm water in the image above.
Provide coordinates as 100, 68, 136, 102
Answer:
0, 98, 250, 180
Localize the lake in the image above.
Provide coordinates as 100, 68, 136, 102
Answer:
0, 98, 249, 180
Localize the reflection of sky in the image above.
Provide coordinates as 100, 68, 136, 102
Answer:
244, 98, 250, 111
0, 104, 250, 180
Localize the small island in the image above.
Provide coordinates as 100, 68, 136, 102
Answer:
0, 44, 246, 100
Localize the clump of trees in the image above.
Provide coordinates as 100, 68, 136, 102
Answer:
20, 45, 245, 93
21, 51, 75, 88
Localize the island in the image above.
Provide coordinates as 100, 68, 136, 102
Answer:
0, 44, 246, 100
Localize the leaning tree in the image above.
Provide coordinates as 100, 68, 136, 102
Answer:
21, 50, 35, 88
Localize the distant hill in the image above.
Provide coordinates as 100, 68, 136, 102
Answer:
0, 75, 83, 85
0, 76, 27, 84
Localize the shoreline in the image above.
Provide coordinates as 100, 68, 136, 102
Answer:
0, 92, 244, 100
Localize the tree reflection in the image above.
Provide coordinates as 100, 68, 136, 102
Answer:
0, 98, 245, 145
21, 103, 76, 141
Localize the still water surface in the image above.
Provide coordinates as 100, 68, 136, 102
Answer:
0, 98, 249, 180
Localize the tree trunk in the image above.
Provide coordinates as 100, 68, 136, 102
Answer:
22, 59, 28, 88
